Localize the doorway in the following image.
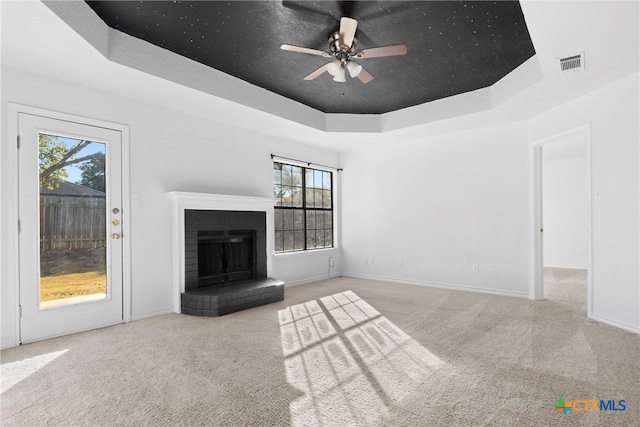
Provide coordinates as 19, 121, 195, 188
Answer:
531, 123, 592, 315
18, 112, 126, 343
542, 135, 589, 307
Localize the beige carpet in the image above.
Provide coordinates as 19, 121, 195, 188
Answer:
2, 274, 639, 426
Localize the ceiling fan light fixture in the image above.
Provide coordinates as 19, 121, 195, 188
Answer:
333, 67, 346, 82
327, 60, 341, 76
346, 61, 362, 78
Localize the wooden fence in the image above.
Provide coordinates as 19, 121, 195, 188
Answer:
40, 194, 106, 251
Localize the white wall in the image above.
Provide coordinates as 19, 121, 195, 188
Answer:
543, 142, 589, 269
0, 66, 340, 348
341, 121, 530, 297
529, 72, 640, 332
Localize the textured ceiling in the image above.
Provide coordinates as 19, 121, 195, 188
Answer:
85, 1, 536, 115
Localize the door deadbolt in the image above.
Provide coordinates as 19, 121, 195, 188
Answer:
112, 219, 120, 226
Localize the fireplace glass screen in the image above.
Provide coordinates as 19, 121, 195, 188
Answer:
198, 230, 255, 286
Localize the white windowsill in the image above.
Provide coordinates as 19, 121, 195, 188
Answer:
274, 247, 339, 258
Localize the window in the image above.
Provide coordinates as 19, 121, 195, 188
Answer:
273, 162, 333, 253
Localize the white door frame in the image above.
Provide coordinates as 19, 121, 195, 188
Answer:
529, 122, 593, 316
7, 103, 131, 344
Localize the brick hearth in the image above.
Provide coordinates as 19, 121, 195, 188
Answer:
181, 278, 284, 317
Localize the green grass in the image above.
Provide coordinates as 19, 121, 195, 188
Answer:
40, 271, 107, 302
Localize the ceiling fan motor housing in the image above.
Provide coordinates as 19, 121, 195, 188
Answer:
329, 31, 356, 61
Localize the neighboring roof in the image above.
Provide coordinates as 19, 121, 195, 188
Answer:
40, 181, 106, 198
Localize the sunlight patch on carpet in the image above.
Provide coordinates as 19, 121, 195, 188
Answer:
279, 291, 444, 425
1, 349, 69, 394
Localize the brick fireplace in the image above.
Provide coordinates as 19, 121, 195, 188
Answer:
168, 192, 283, 316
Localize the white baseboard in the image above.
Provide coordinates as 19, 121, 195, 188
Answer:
342, 272, 529, 299
589, 314, 640, 335
283, 274, 336, 288
130, 307, 175, 321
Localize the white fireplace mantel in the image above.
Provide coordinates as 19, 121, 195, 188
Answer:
167, 191, 276, 313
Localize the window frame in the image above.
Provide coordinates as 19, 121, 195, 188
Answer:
273, 162, 334, 254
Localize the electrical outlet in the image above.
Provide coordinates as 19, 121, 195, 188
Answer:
472, 264, 479, 273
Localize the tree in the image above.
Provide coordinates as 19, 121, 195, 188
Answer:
273, 162, 303, 204
39, 134, 101, 190
78, 153, 106, 192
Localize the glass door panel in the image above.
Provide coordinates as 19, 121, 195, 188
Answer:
38, 135, 108, 308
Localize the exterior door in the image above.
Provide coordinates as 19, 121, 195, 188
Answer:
18, 113, 123, 343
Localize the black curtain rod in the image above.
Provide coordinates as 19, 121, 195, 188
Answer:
270, 154, 343, 172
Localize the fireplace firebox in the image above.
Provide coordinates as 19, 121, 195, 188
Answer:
184, 210, 267, 291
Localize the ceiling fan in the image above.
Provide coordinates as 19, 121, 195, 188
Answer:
281, 17, 407, 84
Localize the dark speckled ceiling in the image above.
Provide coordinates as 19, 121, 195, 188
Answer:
85, 1, 535, 114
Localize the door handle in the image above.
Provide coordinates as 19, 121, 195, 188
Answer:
112, 233, 120, 240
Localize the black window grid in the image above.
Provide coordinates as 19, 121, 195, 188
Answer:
274, 162, 333, 253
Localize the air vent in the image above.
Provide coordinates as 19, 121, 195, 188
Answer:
559, 53, 585, 72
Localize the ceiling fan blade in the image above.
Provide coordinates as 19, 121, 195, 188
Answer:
281, 44, 331, 58
356, 44, 407, 59
356, 67, 374, 84
339, 17, 358, 48
304, 63, 330, 81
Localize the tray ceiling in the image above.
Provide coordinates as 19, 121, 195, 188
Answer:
85, 1, 536, 115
